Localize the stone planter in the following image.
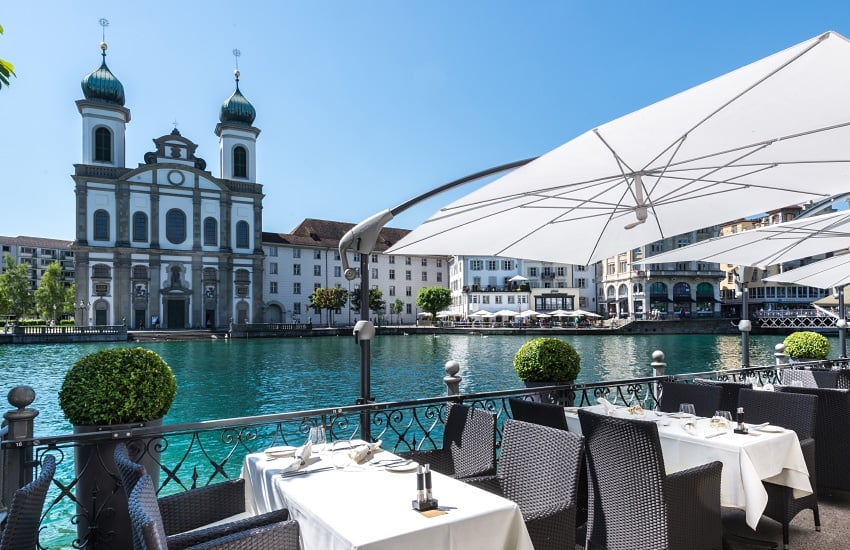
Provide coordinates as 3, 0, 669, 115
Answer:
73, 419, 162, 550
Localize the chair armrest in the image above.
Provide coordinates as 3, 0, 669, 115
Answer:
159, 479, 247, 536
397, 450, 455, 477
665, 461, 723, 550
186, 518, 300, 550
462, 475, 502, 496
168, 508, 289, 550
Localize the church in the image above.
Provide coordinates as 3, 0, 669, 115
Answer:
72, 41, 264, 329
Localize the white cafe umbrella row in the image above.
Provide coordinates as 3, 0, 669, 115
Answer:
387, 31, 850, 265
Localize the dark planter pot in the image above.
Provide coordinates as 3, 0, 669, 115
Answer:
73, 419, 162, 550
524, 380, 576, 407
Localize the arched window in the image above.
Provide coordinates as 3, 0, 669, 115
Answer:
673, 282, 692, 300
649, 281, 668, 298
132, 265, 148, 280
92, 264, 111, 278
233, 146, 247, 178
93, 209, 110, 241
203, 217, 218, 246
166, 209, 187, 244
235, 220, 250, 249
94, 127, 112, 162
132, 212, 148, 242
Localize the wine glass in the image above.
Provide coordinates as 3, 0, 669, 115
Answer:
711, 410, 733, 432
309, 426, 327, 454
678, 403, 696, 418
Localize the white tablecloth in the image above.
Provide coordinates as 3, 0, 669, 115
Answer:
566, 405, 812, 529
242, 443, 533, 550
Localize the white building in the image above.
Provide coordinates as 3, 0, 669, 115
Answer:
0, 236, 75, 290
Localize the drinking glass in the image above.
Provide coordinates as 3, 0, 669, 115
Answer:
678, 403, 696, 418
310, 426, 327, 453
711, 410, 733, 431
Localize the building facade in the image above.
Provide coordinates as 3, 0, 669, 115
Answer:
0, 235, 74, 289
71, 44, 264, 329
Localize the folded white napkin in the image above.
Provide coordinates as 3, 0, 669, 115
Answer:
761, 383, 775, 392
348, 440, 382, 464
597, 397, 616, 414
681, 420, 698, 435
281, 440, 312, 473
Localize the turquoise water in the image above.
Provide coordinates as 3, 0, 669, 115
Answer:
0, 332, 818, 434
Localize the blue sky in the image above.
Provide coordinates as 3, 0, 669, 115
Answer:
1, 1, 849, 240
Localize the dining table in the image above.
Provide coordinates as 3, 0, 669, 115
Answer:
565, 404, 813, 529
241, 440, 534, 550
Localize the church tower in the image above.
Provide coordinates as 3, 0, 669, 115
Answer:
215, 54, 260, 183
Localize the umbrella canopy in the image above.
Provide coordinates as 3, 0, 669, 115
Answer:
518, 309, 541, 317
643, 209, 850, 267
570, 309, 602, 318
548, 309, 574, 317
764, 253, 850, 289
436, 311, 456, 318
470, 310, 495, 317
386, 31, 850, 265
417, 312, 432, 317
508, 275, 529, 282
492, 309, 519, 317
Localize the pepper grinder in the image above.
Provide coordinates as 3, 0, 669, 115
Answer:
412, 463, 438, 511
734, 406, 748, 434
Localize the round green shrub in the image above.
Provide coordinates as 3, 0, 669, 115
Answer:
783, 331, 830, 360
513, 337, 581, 382
59, 347, 177, 426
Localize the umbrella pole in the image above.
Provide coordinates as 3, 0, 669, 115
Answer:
740, 284, 751, 367
358, 253, 372, 441
839, 288, 847, 358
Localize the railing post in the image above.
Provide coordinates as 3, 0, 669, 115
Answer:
775, 343, 789, 366
651, 350, 666, 403
444, 360, 461, 396
2, 386, 39, 510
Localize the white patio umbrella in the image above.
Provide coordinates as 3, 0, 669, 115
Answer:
518, 309, 541, 317
493, 309, 519, 317
570, 309, 602, 318
548, 309, 574, 317
386, 31, 850, 265
764, 253, 850, 289
508, 275, 529, 282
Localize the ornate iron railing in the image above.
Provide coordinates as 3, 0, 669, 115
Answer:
0, 361, 822, 549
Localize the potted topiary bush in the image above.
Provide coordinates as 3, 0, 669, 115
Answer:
514, 337, 581, 404
783, 331, 830, 363
59, 347, 177, 549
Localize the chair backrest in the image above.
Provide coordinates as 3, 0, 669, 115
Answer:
508, 397, 569, 430
128, 473, 169, 550
115, 441, 147, 497
658, 381, 723, 418
780, 368, 819, 388
737, 388, 817, 440
0, 454, 56, 550
443, 403, 496, 478
579, 409, 669, 550
777, 385, 850, 492
693, 378, 752, 413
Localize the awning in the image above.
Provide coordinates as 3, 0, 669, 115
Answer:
697, 297, 721, 303
650, 297, 674, 303
674, 296, 696, 302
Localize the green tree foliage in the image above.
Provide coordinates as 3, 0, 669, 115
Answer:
349, 287, 386, 316
0, 253, 33, 318
391, 298, 404, 324
34, 262, 67, 320
416, 286, 452, 325
0, 24, 15, 89
309, 287, 349, 327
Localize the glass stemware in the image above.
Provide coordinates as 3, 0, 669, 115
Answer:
678, 403, 696, 418
710, 410, 733, 432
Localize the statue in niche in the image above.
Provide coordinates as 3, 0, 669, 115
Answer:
171, 266, 182, 288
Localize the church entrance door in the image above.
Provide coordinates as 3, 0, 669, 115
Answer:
166, 300, 186, 329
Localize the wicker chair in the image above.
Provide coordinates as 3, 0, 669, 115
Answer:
777, 385, 850, 493
0, 454, 55, 550
128, 473, 301, 550
399, 402, 496, 479
465, 419, 584, 550
115, 443, 290, 550
779, 369, 819, 388
578, 409, 723, 550
508, 396, 569, 430
737, 389, 820, 550
658, 381, 723, 418
693, 378, 752, 414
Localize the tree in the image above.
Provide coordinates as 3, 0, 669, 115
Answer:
417, 286, 452, 325
309, 287, 348, 327
0, 254, 34, 318
0, 24, 15, 89
34, 262, 67, 321
349, 287, 386, 317
391, 298, 404, 325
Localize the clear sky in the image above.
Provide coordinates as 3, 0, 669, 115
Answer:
1, 1, 849, 240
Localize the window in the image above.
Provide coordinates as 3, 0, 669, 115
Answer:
314, 283, 321, 291
334, 251, 340, 260
502, 260, 512, 270
406, 304, 412, 314
389, 269, 395, 280
470, 260, 483, 270
293, 302, 301, 314
132, 212, 148, 242
528, 267, 538, 277
235, 221, 250, 248
372, 268, 379, 279
94, 127, 112, 162
334, 266, 341, 277
607, 264, 616, 275
421, 258, 428, 267
203, 217, 217, 246
557, 267, 566, 276
389, 256, 395, 264
406, 286, 412, 297
270, 281, 278, 294
576, 265, 586, 271
436, 272, 442, 282
576, 278, 587, 288
405, 270, 411, 281
482, 296, 490, 304
293, 264, 301, 276
389, 285, 396, 296
405, 257, 412, 265
293, 282, 301, 294
166, 209, 187, 244
293, 248, 301, 258
495, 296, 502, 304
233, 146, 247, 178
269, 248, 278, 257
372, 254, 379, 263
92, 264, 111, 278
133, 265, 148, 280
269, 262, 278, 275
421, 271, 427, 281
314, 250, 322, 260
619, 261, 627, 272
313, 265, 321, 276
487, 260, 498, 270
93, 210, 110, 241
437, 259, 442, 267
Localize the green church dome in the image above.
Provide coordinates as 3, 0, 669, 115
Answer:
81, 42, 125, 106
220, 70, 256, 125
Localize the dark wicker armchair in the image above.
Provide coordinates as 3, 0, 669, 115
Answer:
115, 443, 290, 550
508, 396, 569, 430
399, 402, 496, 479
128, 473, 301, 550
578, 409, 723, 550
0, 454, 55, 550
465, 419, 584, 550
737, 389, 820, 550
693, 378, 752, 414
777, 385, 850, 493
658, 381, 723, 418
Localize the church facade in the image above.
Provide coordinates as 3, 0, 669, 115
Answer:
71, 42, 264, 329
